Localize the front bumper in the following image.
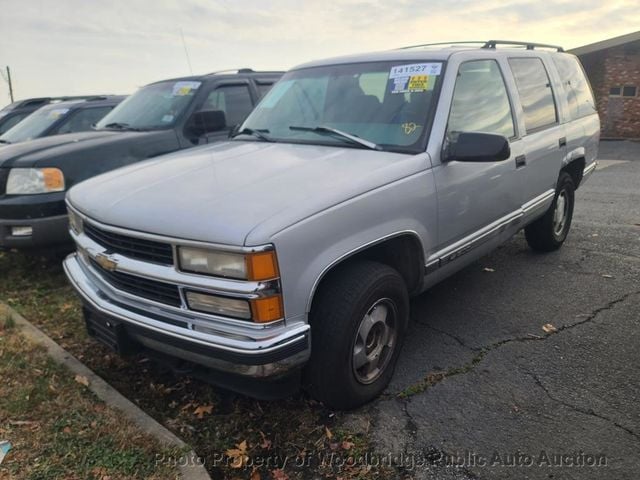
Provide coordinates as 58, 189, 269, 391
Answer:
63, 253, 311, 382
0, 214, 69, 249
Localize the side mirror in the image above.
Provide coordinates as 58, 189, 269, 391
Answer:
444, 132, 510, 162
188, 110, 227, 136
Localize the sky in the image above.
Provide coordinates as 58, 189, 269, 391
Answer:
0, 0, 638, 105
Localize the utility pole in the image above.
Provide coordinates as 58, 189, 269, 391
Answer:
6, 67, 14, 103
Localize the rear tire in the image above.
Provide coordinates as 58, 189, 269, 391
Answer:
304, 260, 409, 410
525, 171, 575, 252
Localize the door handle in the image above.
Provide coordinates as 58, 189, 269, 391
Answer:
559, 137, 567, 148
515, 155, 526, 168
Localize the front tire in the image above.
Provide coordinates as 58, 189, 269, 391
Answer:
304, 261, 409, 410
525, 171, 575, 252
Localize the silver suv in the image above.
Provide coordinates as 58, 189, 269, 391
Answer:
64, 40, 599, 409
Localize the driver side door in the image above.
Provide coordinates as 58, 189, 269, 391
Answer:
432, 58, 524, 260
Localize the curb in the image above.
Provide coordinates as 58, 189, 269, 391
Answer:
0, 303, 211, 480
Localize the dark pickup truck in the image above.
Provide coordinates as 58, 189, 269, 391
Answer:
0, 69, 282, 250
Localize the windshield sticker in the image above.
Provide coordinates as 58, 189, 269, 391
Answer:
391, 74, 436, 94
161, 114, 174, 123
259, 80, 293, 108
389, 63, 442, 78
48, 108, 70, 119
172, 81, 201, 96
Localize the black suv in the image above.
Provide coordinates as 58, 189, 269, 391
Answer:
0, 69, 282, 250
0, 96, 104, 135
0, 96, 125, 146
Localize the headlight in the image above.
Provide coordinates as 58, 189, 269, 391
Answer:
68, 208, 83, 234
6, 168, 65, 195
178, 247, 279, 281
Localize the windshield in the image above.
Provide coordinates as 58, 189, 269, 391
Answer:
95, 80, 201, 131
239, 60, 443, 153
0, 105, 72, 143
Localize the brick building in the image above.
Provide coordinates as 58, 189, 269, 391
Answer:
570, 31, 640, 139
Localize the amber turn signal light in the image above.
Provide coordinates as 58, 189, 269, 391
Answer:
251, 295, 284, 323
246, 250, 279, 281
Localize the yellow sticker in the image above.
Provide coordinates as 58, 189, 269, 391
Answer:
176, 87, 191, 96
408, 75, 428, 91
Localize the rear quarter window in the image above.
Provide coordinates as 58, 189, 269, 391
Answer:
552, 55, 597, 120
508, 57, 558, 132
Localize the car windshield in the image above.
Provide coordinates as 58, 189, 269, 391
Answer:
95, 80, 201, 131
239, 60, 444, 153
0, 105, 73, 143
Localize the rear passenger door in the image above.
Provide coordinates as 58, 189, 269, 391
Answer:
508, 57, 565, 220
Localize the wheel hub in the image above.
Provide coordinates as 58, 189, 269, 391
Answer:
352, 299, 397, 385
553, 190, 568, 236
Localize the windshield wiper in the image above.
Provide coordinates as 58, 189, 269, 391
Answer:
289, 125, 381, 151
102, 122, 143, 132
231, 127, 275, 142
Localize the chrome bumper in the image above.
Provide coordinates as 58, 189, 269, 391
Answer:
581, 160, 597, 185
63, 253, 310, 378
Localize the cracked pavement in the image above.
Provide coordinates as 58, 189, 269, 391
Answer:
344, 141, 640, 480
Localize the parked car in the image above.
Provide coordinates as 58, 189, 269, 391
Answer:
0, 96, 102, 135
0, 96, 125, 146
63, 41, 599, 409
0, 69, 282, 250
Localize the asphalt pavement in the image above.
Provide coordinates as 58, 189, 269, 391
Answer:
346, 140, 640, 480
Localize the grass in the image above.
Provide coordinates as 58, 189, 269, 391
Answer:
0, 306, 179, 479
0, 250, 396, 480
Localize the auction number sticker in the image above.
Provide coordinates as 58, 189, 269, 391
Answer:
172, 81, 201, 96
389, 63, 441, 94
48, 108, 70, 119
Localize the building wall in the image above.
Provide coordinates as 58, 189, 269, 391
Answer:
579, 41, 640, 138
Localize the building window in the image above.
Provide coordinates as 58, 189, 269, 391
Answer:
610, 85, 637, 97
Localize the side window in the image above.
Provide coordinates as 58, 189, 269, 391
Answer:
447, 60, 515, 138
256, 83, 274, 98
55, 107, 113, 134
552, 55, 596, 119
508, 58, 558, 132
203, 85, 254, 128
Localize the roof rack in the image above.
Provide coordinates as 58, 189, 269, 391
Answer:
483, 40, 564, 52
206, 68, 255, 76
398, 40, 564, 52
399, 41, 487, 50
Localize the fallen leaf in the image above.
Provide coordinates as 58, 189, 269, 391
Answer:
542, 323, 557, 333
60, 303, 73, 312
193, 404, 214, 419
250, 470, 261, 480
271, 469, 289, 480
483, 267, 495, 272
226, 440, 248, 469
63, 426, 72, 434
74, 375, 90, 387
325, 426, 333, 440
341, 440, 355, 450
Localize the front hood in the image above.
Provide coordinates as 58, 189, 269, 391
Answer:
68, 141, 428, 246
0, 130, 168, 168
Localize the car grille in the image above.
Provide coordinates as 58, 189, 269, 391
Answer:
89, 258, 182, 307
84, 222, 174, 265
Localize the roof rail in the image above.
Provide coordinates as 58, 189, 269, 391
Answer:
483, 40, 564, 52
398, 41, 487, 50
206, 68, 255, 76
397, 40, 564, 52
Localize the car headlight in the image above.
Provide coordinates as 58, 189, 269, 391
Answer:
178, 247, 279, 281
6, 168, 65, 195
68, 208, 83, 234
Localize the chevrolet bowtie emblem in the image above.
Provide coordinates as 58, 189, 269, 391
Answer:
94, 253, 118, 272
